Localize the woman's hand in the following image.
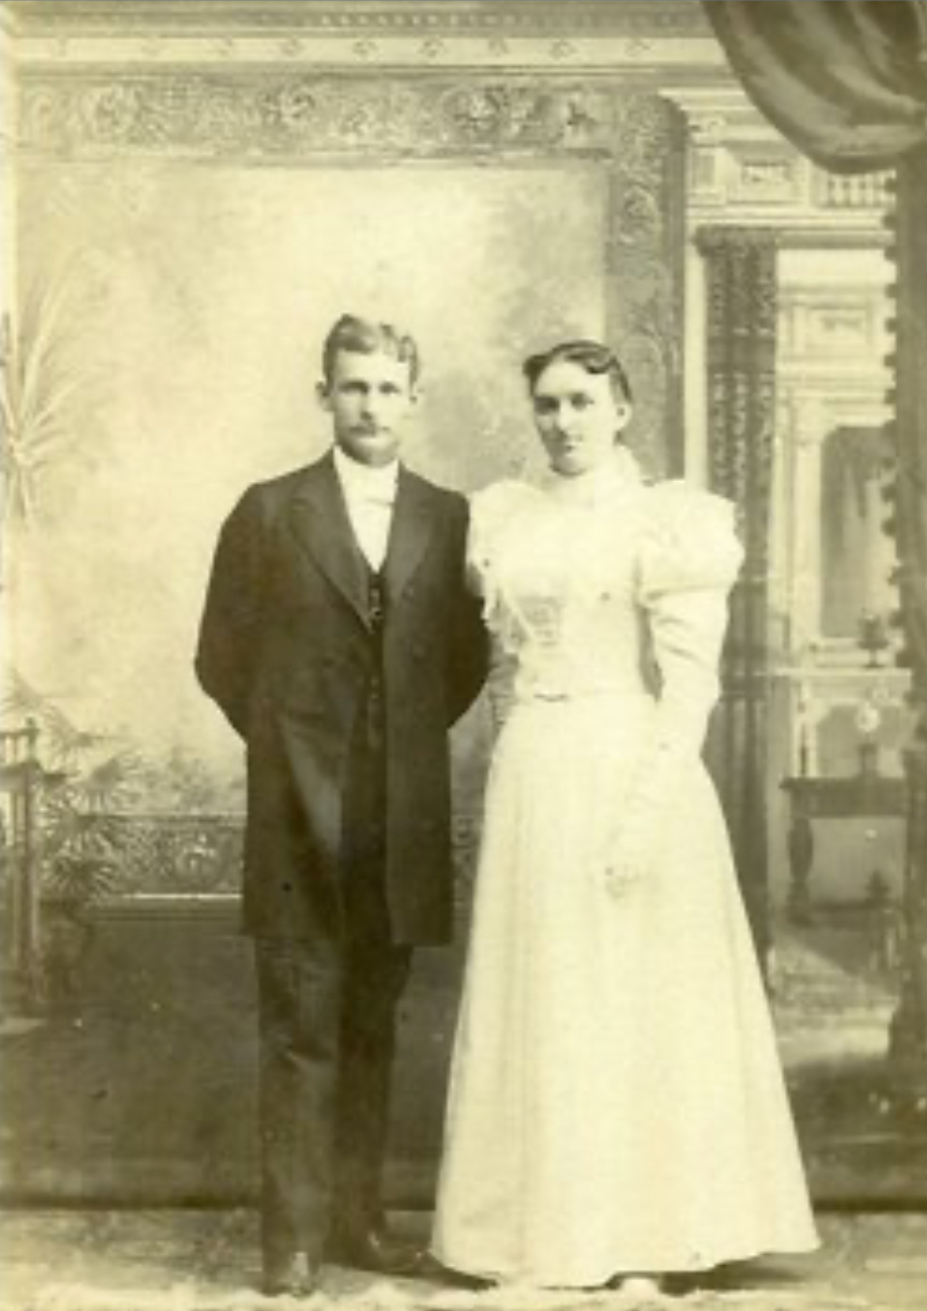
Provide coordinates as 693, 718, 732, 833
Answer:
603, 815, 657, 896
602, 740, 684, 897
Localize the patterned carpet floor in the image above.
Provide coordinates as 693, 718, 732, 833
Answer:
2, 1212, 927, 1311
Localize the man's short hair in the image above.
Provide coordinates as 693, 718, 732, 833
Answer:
322, 314, 421, 386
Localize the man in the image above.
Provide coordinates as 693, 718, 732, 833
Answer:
195, 314, 488, 1297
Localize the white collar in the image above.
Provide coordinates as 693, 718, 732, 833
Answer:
333, 446, 400, 494
539, 445, 642, 507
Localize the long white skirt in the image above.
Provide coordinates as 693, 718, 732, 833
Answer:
431, 694, 819, 1288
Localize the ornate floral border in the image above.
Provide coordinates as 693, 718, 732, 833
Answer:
18, 75, 615, 153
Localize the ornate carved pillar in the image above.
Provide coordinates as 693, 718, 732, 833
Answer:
696, 225, 779, 965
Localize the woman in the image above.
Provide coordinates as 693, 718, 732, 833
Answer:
430, 340, 818, 1294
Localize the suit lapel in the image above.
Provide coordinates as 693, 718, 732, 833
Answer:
288, 452, 371, 628
383, 468, 436, 608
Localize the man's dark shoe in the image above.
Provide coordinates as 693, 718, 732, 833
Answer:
326, 1224, 424, 1276
261, 1251, 320, 1297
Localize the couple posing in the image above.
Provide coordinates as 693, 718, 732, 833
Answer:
195, 313, 818, 1300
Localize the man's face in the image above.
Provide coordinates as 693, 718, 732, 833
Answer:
319, 348, 417, 467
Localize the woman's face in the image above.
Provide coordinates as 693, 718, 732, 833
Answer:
530, 359, 631, 477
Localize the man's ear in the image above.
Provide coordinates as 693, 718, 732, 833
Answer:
316, 380, 332, 412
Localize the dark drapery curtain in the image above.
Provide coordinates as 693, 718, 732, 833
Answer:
702, 1, 927, 171
888, 152, 927, 1077
702, 0, 927, 1078
698, 228, 779, 966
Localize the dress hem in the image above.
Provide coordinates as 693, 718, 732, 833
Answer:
428, 1233, 821, 1290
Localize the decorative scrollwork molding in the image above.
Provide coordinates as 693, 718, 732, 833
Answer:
7, 1, 711, 40
17, 74, 617, 156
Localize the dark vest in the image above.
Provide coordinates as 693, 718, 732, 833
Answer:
341, 555, 388, 877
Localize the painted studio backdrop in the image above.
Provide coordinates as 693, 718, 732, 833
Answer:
2, 0, 924, 1210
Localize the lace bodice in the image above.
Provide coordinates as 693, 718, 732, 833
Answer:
469, 450, 744, 748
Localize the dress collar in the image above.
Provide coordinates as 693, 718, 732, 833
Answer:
538, 444, 643, 507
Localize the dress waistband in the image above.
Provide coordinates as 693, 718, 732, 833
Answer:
514, 685, 653, 706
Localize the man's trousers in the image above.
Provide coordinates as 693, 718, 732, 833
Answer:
255, 663, 411, 1270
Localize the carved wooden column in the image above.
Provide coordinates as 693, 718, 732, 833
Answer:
697, 226, 778, 966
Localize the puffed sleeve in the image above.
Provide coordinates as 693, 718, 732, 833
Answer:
637, 482, 744, 754
466, 481, 530, 733
600, 483, 744, 894
467, 482, 522, 600
602, 484, 744, 894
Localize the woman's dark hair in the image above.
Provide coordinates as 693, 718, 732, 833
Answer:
322, 313, 421, 385
522, 339, 633, 405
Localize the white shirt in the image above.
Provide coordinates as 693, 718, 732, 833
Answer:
333, 446, 399, 572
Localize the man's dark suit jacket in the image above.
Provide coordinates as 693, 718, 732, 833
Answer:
195, 451, 487, 946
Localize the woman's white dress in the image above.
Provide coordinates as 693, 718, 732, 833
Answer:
431, 452, 819, 1288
